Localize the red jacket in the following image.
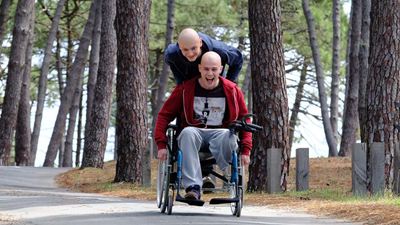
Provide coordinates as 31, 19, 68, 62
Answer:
154, 77, 252, 155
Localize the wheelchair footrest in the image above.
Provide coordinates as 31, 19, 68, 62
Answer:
209, 197, 239, 204
176, 194, 205, 206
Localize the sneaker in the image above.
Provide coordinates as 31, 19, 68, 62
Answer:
184, 185, 201, 200
202, 176, 215, 194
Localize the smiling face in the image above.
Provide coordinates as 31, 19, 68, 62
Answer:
178, 29, 202, 62
198, 52, 223, 90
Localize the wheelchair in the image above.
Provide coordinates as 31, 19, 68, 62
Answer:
156, 114, 262, 217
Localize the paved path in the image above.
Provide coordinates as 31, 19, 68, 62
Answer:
0, 166, 362, 225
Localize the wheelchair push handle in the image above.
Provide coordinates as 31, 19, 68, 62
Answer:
229, 114, 263, 133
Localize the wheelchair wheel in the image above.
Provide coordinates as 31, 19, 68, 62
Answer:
167, 189, 174, 215
230, 185, 243, 217
157, 160, 170, 213
230, 164, 244, 217
156, 160, 165, 208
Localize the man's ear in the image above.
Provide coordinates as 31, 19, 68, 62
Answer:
198, 38, 203, 47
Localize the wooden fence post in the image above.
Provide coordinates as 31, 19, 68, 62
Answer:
296, 148, 309, 191
267, 148, 282, 193
352, 143, 367, 196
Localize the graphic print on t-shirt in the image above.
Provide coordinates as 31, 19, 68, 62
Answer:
194, 97, 226, 126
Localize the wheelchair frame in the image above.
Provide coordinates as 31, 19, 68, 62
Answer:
156, 115, 262, 217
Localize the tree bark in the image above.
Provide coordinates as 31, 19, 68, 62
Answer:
302, 0, 337, 157
0, 0, 34, 165
153, 0, 175, 118
75, 93, 83, 167
339, 0, 362, 157
15, 7, 34, 166
330, 0, 340, 144
358, 0, 371, 142
248, 0, 289, 192
31, 0, 67, 166
364, 0, 400, 190
288, 59, 308, 152
63, 75, 83, 167
0, 0, 12, 51
81, 0, 116, 169
114, 0, 151, 183
43, 0, 97, 167
85, 0, 102, 121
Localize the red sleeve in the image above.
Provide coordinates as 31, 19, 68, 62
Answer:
236, 86, 252, 155
154, 85, 184, 150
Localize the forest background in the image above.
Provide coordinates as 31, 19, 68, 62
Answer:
0, 0, 351, 167
2, 0, 399, 196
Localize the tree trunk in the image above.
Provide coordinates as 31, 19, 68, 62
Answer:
288, 60, 308, 152
0, 0, 34, 165
31, 0, 67, 166
63, 76, 83, 167
358, 0, 371, 142
153, 0, 175, 117
302, 0, 337, 157
85, 0, 102, 121
114, 0, 151, 183
339, 0, 362, 157
56, 31, 64, 95
241, 62, 251, 99
330, 0, 340, 144
248, 0, 289, 192
75, 92, 83, 167
0, 0, 12, 51
15, 8, 34, 166
81, 0, 116, 169
364, 0, 400, 190
149, 49, 163, 158
43, 0, 97, 167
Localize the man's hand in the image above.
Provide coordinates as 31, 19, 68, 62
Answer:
241, 155, 250, 167
158, 149, 168, 161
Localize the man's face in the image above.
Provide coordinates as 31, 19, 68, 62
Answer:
179, 38, 202, 62
198, 58, 222, 90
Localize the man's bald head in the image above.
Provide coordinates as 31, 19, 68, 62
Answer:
198, 51, 223, 90
178, 28, 200, 44
177, 28, 202, 62
200, 51, 222, 66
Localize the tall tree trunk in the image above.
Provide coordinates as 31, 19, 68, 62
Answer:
330, 0, 340, 143
302, 0, 337, 157
150, 0, 175, 159
63, 76, 83, 167
63, 0, 101, 167
0, 0, 34, 165
241, 62, 251, 99
358, 0, 371, 142
15, 8, 34, 166
85, 0, 102, 121
288, 59, 308, 152
75, 92, 83, 167
114, 0, 151, 183
31, 0, 67, 166
364, 0, 400, 190
43, 0, 97, 167
248, 0, 289, 192
81, 0, 116, 169
153, 0, 175, 117
0, 0, 12, 51
339, 0, 362, 157
56, 31, 64, 95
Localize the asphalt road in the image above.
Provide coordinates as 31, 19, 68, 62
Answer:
0, 166, 362, 225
